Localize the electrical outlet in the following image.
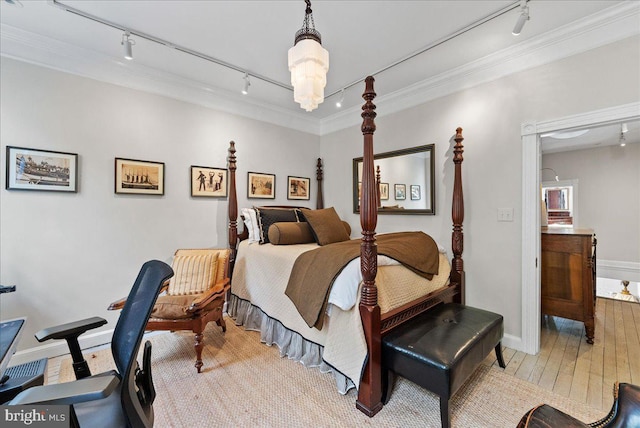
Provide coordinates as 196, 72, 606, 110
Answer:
497, 208, 514, 222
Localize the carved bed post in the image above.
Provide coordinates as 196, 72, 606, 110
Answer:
316, 158, 324, 209
376, 165, 381, 208
228, 141, 238, 275
356, 76, 383, 417
451, 128, 465, 304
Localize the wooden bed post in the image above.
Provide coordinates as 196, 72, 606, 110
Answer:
451, 128, 465, 304
228, 141, 238, 274
356, 76, 383, 417
376, 165, 381, 208
316, 158, 324, 209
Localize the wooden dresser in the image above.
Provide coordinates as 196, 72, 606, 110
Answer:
541, 227, 597, 344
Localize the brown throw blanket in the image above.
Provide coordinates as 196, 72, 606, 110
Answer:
285, 231, 440, 329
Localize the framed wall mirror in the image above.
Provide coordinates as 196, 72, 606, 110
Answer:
353, 144, 435, 215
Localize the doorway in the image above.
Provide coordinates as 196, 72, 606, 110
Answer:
520, 101, 640, 355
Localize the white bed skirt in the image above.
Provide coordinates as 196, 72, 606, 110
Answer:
227, 294, 356, 394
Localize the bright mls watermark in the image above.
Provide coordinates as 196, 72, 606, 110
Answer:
1, 405, 70, 427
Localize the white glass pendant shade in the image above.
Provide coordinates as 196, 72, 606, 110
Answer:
288, 38, 329, 112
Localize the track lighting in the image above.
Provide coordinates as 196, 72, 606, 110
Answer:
336, 89, 345, 108
512, 0, 529, 36
621, 123, 628, 134
121, 31, 135, 60
242, 73, 250, 95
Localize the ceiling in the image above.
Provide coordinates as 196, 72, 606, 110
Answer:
541, 120, 640, 154
1, 1, 639, 134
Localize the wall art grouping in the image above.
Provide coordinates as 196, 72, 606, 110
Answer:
6, 147, 307, 202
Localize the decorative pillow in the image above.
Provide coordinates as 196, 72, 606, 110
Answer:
342, 221, 352, 237
268, 222, 315, 245
151, 294, 195, 319
241, 207, 261, 243
168, 252, 218, 295
255, 207, 299, 244
301, 207, 351, 246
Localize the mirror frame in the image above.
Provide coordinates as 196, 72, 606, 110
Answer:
352, 144, 435, 215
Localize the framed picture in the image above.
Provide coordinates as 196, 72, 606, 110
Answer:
191, 166, 227, 198
6, 146, 78, 192
380, 183, 389, 200
394, 184, 406, 200
287, 176, 310, 200
410, 184, 421, 200
248, 172, 275, 199
115, 158, 164, 195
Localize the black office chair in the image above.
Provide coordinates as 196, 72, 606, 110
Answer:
9, 260, 174, 428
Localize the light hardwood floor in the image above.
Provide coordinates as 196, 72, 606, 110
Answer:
482, 297, 640, 412
46, 298, 639, 412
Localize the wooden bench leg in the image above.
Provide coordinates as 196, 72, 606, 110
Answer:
439, 396, 450, 428
495, 342, 506, 368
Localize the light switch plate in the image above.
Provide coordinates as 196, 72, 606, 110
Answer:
498, 208, 514, 222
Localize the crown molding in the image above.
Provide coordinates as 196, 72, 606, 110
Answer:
2, 2, 638, 137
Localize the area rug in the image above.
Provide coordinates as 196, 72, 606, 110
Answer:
59, 318, 606, 427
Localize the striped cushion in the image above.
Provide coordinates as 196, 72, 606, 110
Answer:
168, 252, 219, 296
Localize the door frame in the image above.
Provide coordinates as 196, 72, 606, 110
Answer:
520, 101, 640, 354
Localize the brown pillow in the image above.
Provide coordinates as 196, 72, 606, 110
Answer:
342, 221, 351, 237
268, 222, 316, 245
302, 207, 351, 246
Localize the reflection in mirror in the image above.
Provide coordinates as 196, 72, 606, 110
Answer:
353, 145, 435, 215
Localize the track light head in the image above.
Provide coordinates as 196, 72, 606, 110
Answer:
336, 88, 345, 108
242, 73, 250, 95
512, 0, 529, 36
121, 31, 135, 60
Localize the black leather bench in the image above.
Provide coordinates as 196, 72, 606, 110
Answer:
382, 303, 505, 428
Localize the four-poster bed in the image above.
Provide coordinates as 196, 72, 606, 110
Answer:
226, 76, 466, 416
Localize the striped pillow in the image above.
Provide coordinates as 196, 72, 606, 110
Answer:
168, 252, 219, 296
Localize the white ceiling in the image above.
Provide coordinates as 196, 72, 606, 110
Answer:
1, 0, 639, 134
541, 120, 640, 154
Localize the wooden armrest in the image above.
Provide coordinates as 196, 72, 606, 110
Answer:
187, 278, 230, 313
108, 281, 169, 310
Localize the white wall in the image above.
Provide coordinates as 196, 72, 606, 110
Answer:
543, 143, 640, 264
0, 58, 320, 354
321, 36, 640, 344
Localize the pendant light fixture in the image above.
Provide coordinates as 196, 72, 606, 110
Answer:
288, 0, 329, 112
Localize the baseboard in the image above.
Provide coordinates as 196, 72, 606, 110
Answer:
8, 329, 115, 367
501, 333, 523, 354
597, 259, 640, 282
8, 329, 169, 367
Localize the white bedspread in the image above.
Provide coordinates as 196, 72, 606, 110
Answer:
230, 239, 451, 390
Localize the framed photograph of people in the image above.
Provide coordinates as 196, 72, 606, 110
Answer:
410, 184, 421, 200
115, 158, 165, 195
287, 176, 310, 200
6, 146, 78, 192
379, 183, 389, 200
394, 184, 406, 200
248, 172, 275, 199
191, 166, 227, 198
